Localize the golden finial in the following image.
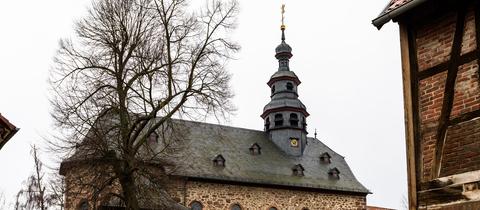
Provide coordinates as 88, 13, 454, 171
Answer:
281, 4, 286, 30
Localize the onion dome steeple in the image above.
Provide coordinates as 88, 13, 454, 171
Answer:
275, 16, 292, 71
261, 5, 309, 157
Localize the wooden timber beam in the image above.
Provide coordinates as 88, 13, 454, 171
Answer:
448, 110, 480, 126
401, 22, 419, 210
418, 50, 478, 80
432, 5, 468, 179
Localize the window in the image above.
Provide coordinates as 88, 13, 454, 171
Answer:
190, 201, 203, 210
302, 117, 307, 129
249, 143, 261, 155
289, 113, 299, 127
264, 117, 270, 130
231, 204, 242, 210
269, 207, 278, 210
292, 164, 305, 177
213, 154, 225, 167
320, 152, 331, 164
329, 168, 340, 179
274, 114, 283, 126
286, 82, 293, 91
302, 208, 310, 210
78, 201, 89, 210
271, 85, 275, 94
148, 132, 158, 144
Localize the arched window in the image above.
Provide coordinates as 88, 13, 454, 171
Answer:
302, 117, 307, 129
269, 207, 278, 210
286, 82, 293, 91
302, 208, 310, 210
289, 113, 299, 127
274, 114, 283, 126
271, 85, 275, 94
264, 117, 270, 130
231, 204, 242, 210
78, 201, 89, 210
190, 201, 203, 210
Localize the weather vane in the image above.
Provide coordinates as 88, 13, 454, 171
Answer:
281, 4, 286, 30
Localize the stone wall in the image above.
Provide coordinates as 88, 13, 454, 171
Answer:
167, 178, 367, 210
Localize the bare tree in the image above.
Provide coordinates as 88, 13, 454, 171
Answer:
15, 145, 64, 210
50, 0, 238, 209
0, 191, 6, 209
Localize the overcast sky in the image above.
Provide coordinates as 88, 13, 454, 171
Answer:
0, 0, 405, 209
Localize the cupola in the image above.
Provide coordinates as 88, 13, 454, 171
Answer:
261, 5, 309, 157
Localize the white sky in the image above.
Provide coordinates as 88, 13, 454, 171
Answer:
0, 0, 406, 209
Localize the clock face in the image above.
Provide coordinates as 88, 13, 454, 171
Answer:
290, 138, 299, 147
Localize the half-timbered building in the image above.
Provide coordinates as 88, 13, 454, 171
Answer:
373, 0, 480, 209
0, 113, 18, 150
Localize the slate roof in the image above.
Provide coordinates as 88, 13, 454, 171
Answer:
372, 0, 429, 29
168, 119, 370, 194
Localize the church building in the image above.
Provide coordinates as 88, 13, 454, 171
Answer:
61, 13, 369, 210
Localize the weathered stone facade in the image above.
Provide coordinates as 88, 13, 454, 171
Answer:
166, 178, 366, 210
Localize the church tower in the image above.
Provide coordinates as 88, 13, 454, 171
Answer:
261, 11, 309, 156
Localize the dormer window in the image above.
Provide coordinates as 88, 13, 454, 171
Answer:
249, 143, 261, 155
148, 132, 159, 144
292, 164, 305, 177
286, 82, 294, 91
274, 114, 283, 126
264, 117, 270, 130
213, 155, 225, 167
329, 167, 340, 179
320, 152, 331, 164
289, 113, 299, 127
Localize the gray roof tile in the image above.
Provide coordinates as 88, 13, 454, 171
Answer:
168, 119, 370, 194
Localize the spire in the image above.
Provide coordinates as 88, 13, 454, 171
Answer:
276, 4, 292, 71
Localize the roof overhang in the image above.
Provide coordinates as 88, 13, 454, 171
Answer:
0, 113, 18, 150
372, 0, 430, 29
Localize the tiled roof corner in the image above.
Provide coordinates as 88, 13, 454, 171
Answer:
372, 0, 429, 29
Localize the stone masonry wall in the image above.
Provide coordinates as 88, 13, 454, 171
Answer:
415, 5, 480, 181
166, 178, 367, 210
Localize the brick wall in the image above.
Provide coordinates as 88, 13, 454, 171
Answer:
166, 179, 367, 210
415, 6, 480, 181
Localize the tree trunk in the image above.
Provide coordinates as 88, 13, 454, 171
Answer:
116, 162, 140, 210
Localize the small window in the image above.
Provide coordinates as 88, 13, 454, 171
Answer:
231, 204, 242, 210
190, 201, 203, 210
320, 152, 331, 164
302, 117, 307, 129
271, 85, 275, 94
329, 168, 340, 179
249, 143, 261, 155
269, 207, 278, 210
264, 117, 270, 130
302, 208, 309, 210
292, 164, 305, 177
286, 82, 293, 91
289, 113, 299, 127
213, 155, 225, 167
78, 201, 89, 210
274, 114, 283, 126
148, 132, 158, 144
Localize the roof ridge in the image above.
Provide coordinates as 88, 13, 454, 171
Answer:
170, 118, 265, 133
